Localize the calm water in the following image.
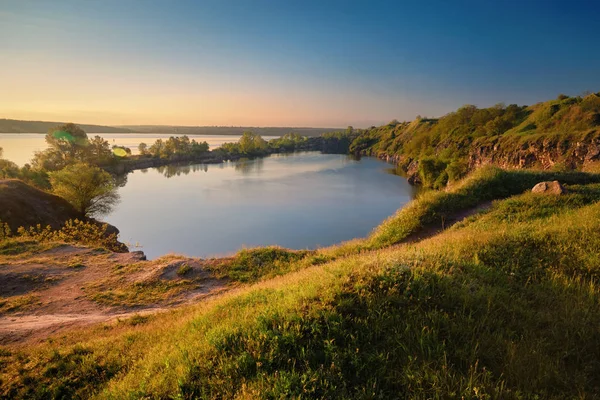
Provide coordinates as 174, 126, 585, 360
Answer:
104, 152, 416, 259
0, 133, 279, 166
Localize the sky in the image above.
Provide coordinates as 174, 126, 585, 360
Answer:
1, 0, 600, 128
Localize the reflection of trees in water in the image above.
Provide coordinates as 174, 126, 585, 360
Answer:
234, 158, 264, 175
157, 163, 209, 178
114, 173, 128, 188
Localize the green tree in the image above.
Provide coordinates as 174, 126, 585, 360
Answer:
32, 123, 91, 170
138, 142, 149, 155
190, 140, 209, 154
149, 139, 165, 158
88, 136, 112, 163
238, 132, 267, 155
49, 163, 119, 216
45, 123, 89, 161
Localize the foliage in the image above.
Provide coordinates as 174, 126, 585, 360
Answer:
0, 155, 50, 189
209, 247, 310, 282
87, 136, 113, 164
32, 123, 90, 170
418, 157, 447, 188
368, 166, 600, 248
137, 142, 149, 155
176, 263, 192, 276
335, 93, 600, 180
49, 163, 119, 217
268, 133, 308, 151
147, 136, 209, 159
1, 219, 126, 252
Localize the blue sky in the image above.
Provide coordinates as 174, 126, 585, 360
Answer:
1, 0, 599, 127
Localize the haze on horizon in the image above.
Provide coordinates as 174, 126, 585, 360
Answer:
1, 0, 599, 128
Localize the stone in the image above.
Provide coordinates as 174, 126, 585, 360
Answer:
531, 181, 566, 195
131, 251, 147, 261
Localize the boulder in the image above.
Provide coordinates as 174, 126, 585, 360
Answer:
531, 180, 567, 195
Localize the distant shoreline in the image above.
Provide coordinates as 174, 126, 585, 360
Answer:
0, 119, 342, 137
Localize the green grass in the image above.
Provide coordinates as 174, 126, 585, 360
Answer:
366, 166, 600, 248
176, 263, 192, 276
0, 294, 41, 314
2, 170, 600, 398
84, 279, 199, 307
207, 246, 311, 283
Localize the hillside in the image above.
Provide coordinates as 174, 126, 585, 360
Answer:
0, 179, 82, 231
0, 119, 339, 136
116, 125, 340, 137
343, 92, 600, 187
1, 168, 600, 398
0, 119, 134, 134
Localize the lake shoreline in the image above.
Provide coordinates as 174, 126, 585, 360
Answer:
102, 136, 343, 175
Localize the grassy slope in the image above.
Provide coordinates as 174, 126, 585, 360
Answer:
347, 92, 600, 186
2, 169, 600, 398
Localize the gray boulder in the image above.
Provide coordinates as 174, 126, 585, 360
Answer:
531, 181, 566, 195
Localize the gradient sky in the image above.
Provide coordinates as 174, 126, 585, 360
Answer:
1, 0, 599, 127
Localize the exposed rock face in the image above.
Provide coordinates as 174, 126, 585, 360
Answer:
468, 131, 600, 171
531, 181, 567, 195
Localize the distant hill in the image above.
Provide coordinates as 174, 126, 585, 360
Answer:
0, 119, 134, 134
345, 92, 600, 187
117, 125, 341, 137
0, 119, 340, 136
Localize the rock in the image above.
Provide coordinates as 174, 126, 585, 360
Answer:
531, 181, 567, 195
131, 251, 147, 261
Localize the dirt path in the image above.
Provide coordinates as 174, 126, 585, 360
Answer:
0, 245, 230, 345
400, 201, 493, 245
0, 284, 230, 345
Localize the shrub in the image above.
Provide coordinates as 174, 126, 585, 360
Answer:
418, 157, 447, 188
177, 264, 192, 276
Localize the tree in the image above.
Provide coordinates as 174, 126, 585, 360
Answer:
138, 142, 149, 155
32, 123, 91, 170
149, 139, 165, 158
49, 163, 119, 217
0, 147, 3, 158
88, 136, 112, 163
45, 123, 89, 162
238, 132, 267, 155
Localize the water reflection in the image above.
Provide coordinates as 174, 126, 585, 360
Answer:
156, 163, 209, 178
234, 158, 264, 175
104, 152, 416, 259
113, 173, 128, 188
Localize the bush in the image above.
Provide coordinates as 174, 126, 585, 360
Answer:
15, 219, 127, 252
418, 157, 447, 188
49, 163, 119, 217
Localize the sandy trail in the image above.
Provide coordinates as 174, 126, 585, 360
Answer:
0, 245, 229, 345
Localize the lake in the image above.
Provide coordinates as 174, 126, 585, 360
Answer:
104, 152, 416, 259
0, 133, 279, 166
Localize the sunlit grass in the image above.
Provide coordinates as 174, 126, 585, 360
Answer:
2, 167, 600, 398
2, 168, 600, 398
